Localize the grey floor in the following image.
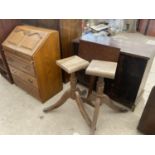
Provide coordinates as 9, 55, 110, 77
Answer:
0, 58, 155, 135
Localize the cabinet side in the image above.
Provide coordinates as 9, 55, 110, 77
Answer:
33, 31, 63, 102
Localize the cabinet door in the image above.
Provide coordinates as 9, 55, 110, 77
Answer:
110, 54, 147, 108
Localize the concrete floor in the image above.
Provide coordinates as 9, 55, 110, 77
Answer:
0, 58, 155, 135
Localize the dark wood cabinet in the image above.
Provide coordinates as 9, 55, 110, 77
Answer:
0, 19, 21, 83
106, 53, 147, 109
73, 33, 154, 110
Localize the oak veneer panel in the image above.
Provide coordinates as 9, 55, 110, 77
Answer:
33, 31, 62, 102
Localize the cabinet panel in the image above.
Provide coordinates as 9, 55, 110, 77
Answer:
106, 53, 147, 108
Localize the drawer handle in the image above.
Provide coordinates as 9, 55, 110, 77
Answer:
28, 79, 33, 84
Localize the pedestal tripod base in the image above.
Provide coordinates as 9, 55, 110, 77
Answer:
43, 73, 92, 128
84, 77, 127, 134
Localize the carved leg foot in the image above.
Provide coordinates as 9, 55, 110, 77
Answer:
43, 90, 70, 113
75, 91, 92, 127
103, 95, 128, 112
90, 98, 101, 135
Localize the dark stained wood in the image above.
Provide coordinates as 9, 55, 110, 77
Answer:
79, 39, 120, 62
137, 19, 149, 34
138, 19, 155, 37
22, 19, 59, 30
80, 33, 155, 59
146, 20, 155, 36
73, 33, 155, 109
106, 53, 148, 109
59, 19, 82, 82
138, 86, 155, 134
77, 37, 120, 92
0, 19, 21, 83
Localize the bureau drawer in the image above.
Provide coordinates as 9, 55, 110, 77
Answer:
10, 66, 38, 88
12, 74, 40, 100
3, 48, 32, 61
4, 51, 36, 77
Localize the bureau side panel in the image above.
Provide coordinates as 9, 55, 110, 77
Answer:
33, 31, 63, 102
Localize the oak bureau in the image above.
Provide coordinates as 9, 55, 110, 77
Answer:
2, 25, 62, 102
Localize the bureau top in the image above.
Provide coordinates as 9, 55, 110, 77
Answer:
81, 32, 155, 59
2, 25, 58, 56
